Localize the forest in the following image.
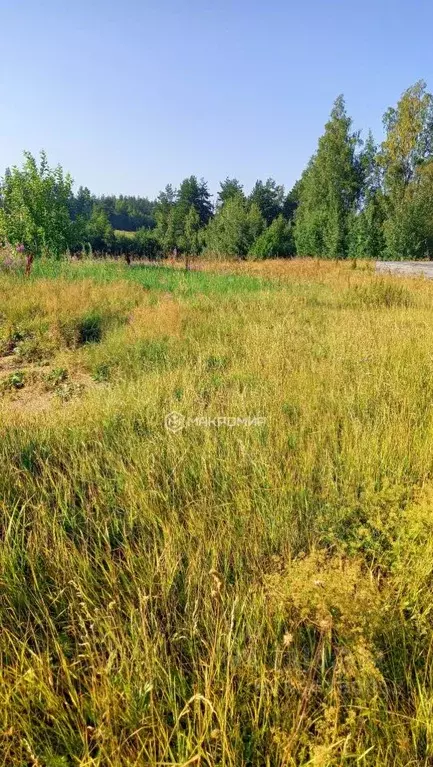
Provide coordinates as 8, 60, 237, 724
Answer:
1, 80, 433, 262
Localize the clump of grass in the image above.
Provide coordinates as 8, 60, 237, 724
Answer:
92, 362, 111, 382
135, 337, 169, 368
346, 278, 414, 308
205, 354, 230, 371
57, 310, 105, 347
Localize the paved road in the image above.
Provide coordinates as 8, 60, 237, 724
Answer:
376, 261, 433, 278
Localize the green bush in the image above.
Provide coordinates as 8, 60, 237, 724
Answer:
134, 228, 162, 260
249, 215, 295, 258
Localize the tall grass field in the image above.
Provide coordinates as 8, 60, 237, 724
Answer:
2, 258, 433, 766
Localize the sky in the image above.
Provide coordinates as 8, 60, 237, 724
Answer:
0, 0, 432, 200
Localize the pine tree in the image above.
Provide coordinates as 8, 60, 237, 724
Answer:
154, 178, 212, 254
205, 196, 265, 257
249, 178, 284, 226
217, 178, 244, 207
177, 176, 213, 227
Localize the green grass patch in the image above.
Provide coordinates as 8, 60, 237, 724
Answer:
31, 258, 277, 297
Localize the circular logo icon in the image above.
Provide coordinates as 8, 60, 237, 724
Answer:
165, 411, 186, 433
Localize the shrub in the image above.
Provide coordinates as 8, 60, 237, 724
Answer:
134, 228, 163, 260
205, 197, 265, 257
249, 215, 295, 258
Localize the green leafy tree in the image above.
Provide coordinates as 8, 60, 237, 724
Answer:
156, 184, 176, 210
383, 160, 433, 259
380, 80, 433, 195
247, 202, 265, 243
154, 185, 178, 252
154, 177, 212, 254
295, 96, 362, 258
249, 215, 295, 258
379, 81, 433, 259
205, 196, 265, 257
70, 186, 93, 220
348, 194, 387, 259
348, 131, 386, 259
249, 178, 285, 226
282, 178, 303, 221
177, 176, 213, 227
134, 228, 161, 260
0, 151, 75, 264
67, 185, 95, 253
89, 194, 156, 231
156, 207, 180, 253
86, 207, 115, 252
182, 205, 201, 255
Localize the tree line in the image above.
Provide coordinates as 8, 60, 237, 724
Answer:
1, 80, 433, 263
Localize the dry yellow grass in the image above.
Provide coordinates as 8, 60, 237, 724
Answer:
2, 259, 433, 765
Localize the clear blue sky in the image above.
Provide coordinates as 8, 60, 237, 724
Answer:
1, 0, 432, 200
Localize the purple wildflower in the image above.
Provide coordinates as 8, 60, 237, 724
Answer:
16, 243, 25, 253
